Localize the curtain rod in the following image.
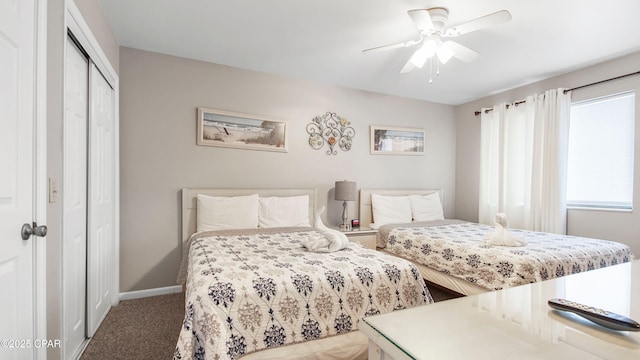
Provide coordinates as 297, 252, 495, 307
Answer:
474, 100, 526, 116
562, 70, 640, 93
473, 70, 640, 116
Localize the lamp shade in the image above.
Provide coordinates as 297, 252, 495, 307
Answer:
335, 180, 357, 201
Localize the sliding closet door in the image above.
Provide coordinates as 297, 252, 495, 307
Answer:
87, 63, 116, 336
63, 36, 88, 360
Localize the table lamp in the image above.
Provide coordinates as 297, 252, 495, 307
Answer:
335, 180, 356, 230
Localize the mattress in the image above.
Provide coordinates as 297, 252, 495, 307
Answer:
377, 220, 635, 292
175, 227, 432, 360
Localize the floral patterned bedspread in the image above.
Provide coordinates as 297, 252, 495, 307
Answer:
174, 227, 431, 360
379, 220, 634, 291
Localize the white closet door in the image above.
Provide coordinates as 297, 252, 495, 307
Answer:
0, 0, 36, 358
87, 63, 115, 336
63, 37, 88, 360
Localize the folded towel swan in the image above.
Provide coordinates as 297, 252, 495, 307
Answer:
483, 212, 526, 247
301, 207, 350, 252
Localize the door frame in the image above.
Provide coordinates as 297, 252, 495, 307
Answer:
34, 0, 48, 358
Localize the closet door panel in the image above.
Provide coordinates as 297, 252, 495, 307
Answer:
87, 63, 115, 336
63, 37, 88, 360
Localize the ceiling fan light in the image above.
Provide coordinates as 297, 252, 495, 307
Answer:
408, 48, 427, 68
423, 40, 437, 56
437, 44, 454, 64
409, 41, 436, 68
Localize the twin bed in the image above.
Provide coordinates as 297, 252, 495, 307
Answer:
175, 187, 635, 359
174, 188, 431, 360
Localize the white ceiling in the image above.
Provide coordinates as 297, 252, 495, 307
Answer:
99, 0, 640, 105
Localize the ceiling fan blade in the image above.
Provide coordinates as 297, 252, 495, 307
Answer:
400, 59, 416, 73
443, 41, 479, 63
444, 10, 511, 37
362, 38, 421, 54
407, 9, 433, 34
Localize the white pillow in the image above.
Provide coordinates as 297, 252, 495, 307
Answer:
197, 194, 259, 232
371, 194, 412, 226
258, 195, 310, 228
410, 193, 444, 221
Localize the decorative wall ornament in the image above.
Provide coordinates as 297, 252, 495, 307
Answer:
306, 112, 355, 155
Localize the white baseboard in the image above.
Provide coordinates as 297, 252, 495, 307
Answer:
119, 285, 183, 301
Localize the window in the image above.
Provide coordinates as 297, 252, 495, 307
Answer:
567, 91, 635, 209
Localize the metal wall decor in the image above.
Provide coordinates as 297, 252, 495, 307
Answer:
306, 112, 355, 155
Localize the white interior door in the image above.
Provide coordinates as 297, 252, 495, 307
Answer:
0, 0, 36, 359
87, 63, 115, 336
63, 36, 89, 360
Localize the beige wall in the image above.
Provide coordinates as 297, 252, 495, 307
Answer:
454, 51, 640, 257
46, 1, 119, 358
119, 47, 456, 292
46, 1, 64, 358
73, 0, 119, 73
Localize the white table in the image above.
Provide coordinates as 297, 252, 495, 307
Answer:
359, 260, 640, 359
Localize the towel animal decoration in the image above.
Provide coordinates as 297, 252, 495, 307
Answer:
301, 207, 350, 252
483, 213, 526, 247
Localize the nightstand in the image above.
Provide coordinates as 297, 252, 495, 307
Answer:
336, 227, 377, 249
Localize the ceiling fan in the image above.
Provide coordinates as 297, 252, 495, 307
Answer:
363, 7, 512, 74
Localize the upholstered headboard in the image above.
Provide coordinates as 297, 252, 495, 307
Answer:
181, 188, 316, 242
359, 189, 444, 228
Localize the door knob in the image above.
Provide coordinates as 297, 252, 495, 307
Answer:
21, 222, 48, 240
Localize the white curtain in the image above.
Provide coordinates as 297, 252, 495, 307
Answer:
479, 89, 571, 234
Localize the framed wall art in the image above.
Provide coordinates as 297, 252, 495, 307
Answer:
197, 107, 287, 152
370, 125, 425, 155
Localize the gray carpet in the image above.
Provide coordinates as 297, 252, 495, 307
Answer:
80, 292, 185, 360
80, 283, 460, 359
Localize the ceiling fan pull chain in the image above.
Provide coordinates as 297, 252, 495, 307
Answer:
429, 57, 433, 84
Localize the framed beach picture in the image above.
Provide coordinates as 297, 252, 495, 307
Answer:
197, 107, 287, 152
370, 125, 425, 155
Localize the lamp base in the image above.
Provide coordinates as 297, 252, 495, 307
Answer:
341, 201, 350, 231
